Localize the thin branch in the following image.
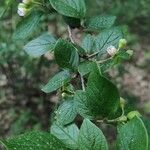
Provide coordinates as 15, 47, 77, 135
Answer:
97, 57, 113, 64
67, 26, 75, 43
87, 52, 99, 58
80, 74, 85, 91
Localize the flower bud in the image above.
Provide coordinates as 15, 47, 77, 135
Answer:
126, 50, 133, 56
107, 45, 117, 56
120, 97, 126, 109
119, 39, 127, 49
61, 92, 67, 98
22, 0, 32, 4
127, 111, 141, 120
17, 3, 29, 16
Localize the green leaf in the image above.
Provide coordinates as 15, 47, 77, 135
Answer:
54, 39, 79, 70
51, 123, 79, 149
24, 33, 56, 57
78, 119, 108, 150
117, 117, 148, 150
74, 90, 93, 119
84, 15, 116, 30
95, 27, 123, 56
0, 0, 15, 18
116, 50, 131, 60
49, 0, 86, 18
78, 61, 96, 76
100, 58, 115, 73
13, 12, 42, 40
75, 66, 120, 118
86, 66, 120, 117
42, 70, 70, 93
81, 34, 95, 54
55, 98, 77, 125
142, 118, 150, 150
1, 131, 69, 150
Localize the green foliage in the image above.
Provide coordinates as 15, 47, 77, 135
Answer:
49, 0, 86, 18
54, 39, 79, 70
75, 65, 120, 119
95, 27, 123, 56
84, 15, 116, 30
24, 33, 56, 57
81, 34, 95, 54
0, 0, 149, 149
117, 117, 148, 150
13, 12, 42, 40
55, 97, 77, 125
42, 70, 71, 93
51, 123, 79, 149
78, 119, 108, 150
1, 131, 69, 150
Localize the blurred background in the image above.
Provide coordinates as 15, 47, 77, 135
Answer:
0, 0, 150, 147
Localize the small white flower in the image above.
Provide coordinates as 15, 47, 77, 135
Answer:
17, 8, 27, 16
17, 3, 28, 17
107, 45, 117, 56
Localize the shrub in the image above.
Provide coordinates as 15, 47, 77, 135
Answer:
0, 0, 149, 150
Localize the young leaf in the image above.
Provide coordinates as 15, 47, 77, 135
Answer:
84, 15, 116, 30
117, 50, 131, 60
55, 98, 77, 125
24, 33, 56, 57
13, 12, 42, 40
117, 117, 149, 150
81, 34, 95, 54
95, 27, 123, 56
75, 66, 120, 118
49, 0, 86, 18
42, 70, 70, 93
54, 39, 79, 70
74, 90, 93, 119
78, 61, 96, 76
78, 119, 108, 150
51, 123, 79, 149
1, 131, 69, 150
100, 58, 116, 73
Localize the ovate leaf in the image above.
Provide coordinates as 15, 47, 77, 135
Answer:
81, 34, 95, 54
42, 70, 70, 93
49, 0, 86, 18
78, 119, 108, 150
54, 39, 79, 70
55, 98, 77, 125
84, 15, 116, 30
78, 61, 96, 76
75, 66, 120, 118
1, 131, 69, 150
51, 123, 79, 149
95, 27, 123, 56
13, 12, 42, 40
24, 33, 56, 57
86, 66, 120, 117
117, 117, 148, 150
